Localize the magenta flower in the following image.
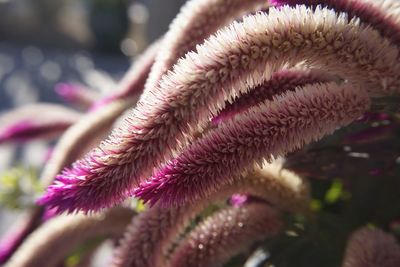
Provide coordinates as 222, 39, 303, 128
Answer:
0, 104, 81, 144
38, 99, 135, 187
135, 83, 370, 207
112, 162, 308, 267
40, 7, 399, 213
212, 68, 334, 125
38, 40, 161, 189
55, 83, 99, 110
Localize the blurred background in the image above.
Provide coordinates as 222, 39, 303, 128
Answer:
0, 0, 187, 111
0, 0, 186, 254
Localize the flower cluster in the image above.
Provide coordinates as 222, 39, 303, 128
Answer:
1, 0, 400, 266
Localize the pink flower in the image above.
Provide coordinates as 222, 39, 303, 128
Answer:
55, 83, 99, 110
212, 68, 334, 125
135, 83, 370, 207
112, 162, 308, 267
0, 104, 81, 144
40, 7, 398, 213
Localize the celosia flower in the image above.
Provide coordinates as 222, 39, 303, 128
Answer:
168, 203, 282, 267
342, 227, 400, 267
135, 83, 370, 206
39, 99, 134, 186
0, 209, 42, 264
234, 160, 310, 213
271, 0, 400, 45
55, 83, 99, 110
0, 104, 81, 144
112, 162, 308, 267
39, 41, 161, 187
4, 208, 135, 267
212, 68, 334, 125
40, 7, 399, 213
111, 206, 183, 267
144, 0, 269, 94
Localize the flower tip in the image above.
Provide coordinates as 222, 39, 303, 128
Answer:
0, 121, 33, 144
36, 175, 79, 215
55, 83, 80, 101
133, 183, 161, 207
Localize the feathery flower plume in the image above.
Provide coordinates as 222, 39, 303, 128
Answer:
0, 104, 81, 144
135, 83, 370, 207
234, 161, 310, 213
143, 0, 269, 94
0, 209, 42, 264
212, 68, 334, 125
6, 40, 157, 258
39, 99, 133, 186
111, 206, 183, 267
4, 208, 135, 267
342, 227, 400, 267
40, 7, 399, 213
271, 0, 400, 46
40, 40, 160, 187
168, 203, 282, 267
112, 162, 308, 267
55, 83, 99, 110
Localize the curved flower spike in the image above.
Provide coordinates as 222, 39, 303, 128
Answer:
112, 162, 308, 267
212, 68, 334, 125
234, 161, 310, 213
342, 227, 400, 267
0, 104, 81, 144
40, 39, 159, 187
55, 83, 100, 110
40, 99, 133, 186
144, 0, 269, 94
0, 209, 42, 264
4, 207, 135, 267
271, 0, 400, 45
135, 83, 370, 207
40, 7, 399, 213
167, 203, 282, 267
